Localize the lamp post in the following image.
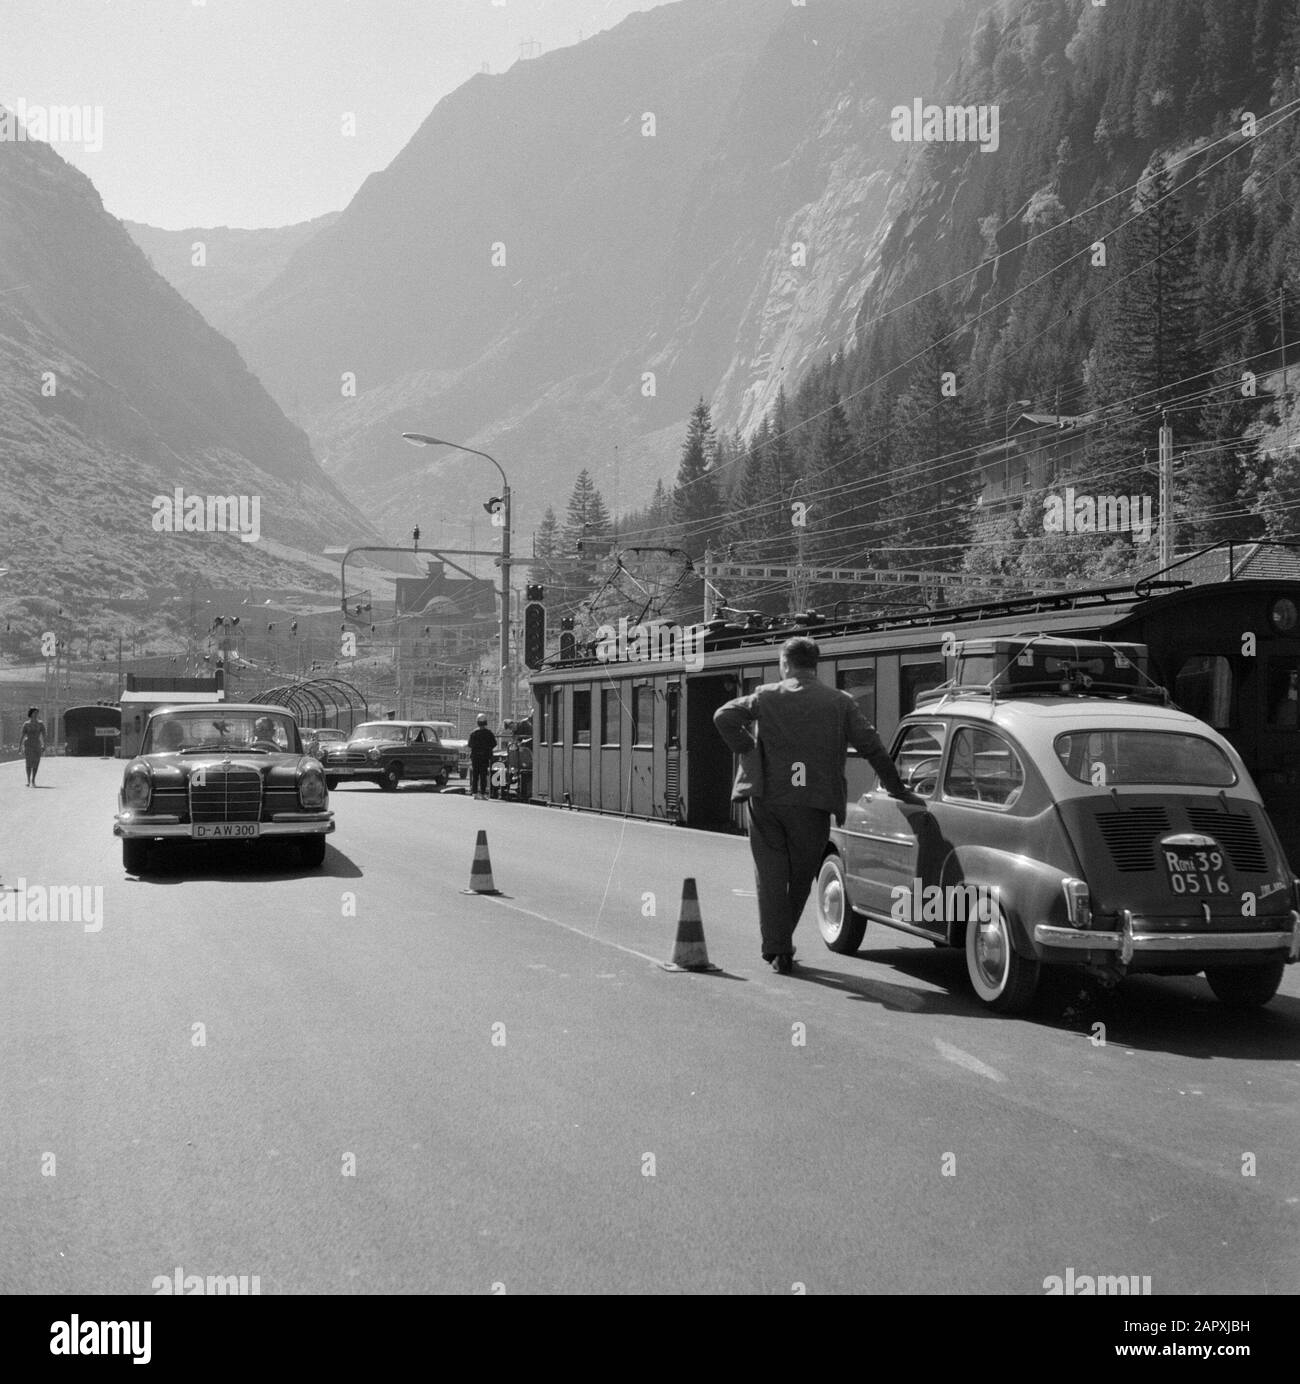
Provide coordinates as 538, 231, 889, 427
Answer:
402, 433, 512, 727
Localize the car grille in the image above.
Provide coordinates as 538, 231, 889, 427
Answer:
1095, 806, 1172, 872
1184, 807, 1268, 873
329, 749, 373, 767
189, 767, 263, 822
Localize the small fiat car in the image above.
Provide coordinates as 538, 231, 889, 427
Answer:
814, 638, 1300, 1013
114, 704, 333, 873
318, 719, 459, 790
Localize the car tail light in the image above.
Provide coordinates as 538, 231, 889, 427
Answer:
122, 765, 152, 810
1061, 878, 1091, 928
298, 765, 327, 810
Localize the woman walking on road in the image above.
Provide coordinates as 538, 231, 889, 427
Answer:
20, 706, 46, 787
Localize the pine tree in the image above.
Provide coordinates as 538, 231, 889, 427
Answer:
528, 506, 560, 588
561, 470, 612, 610
671, 399, 724, 560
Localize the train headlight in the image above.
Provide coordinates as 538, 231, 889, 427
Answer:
122, 764, 152, 810
1269, 596, 1299, 634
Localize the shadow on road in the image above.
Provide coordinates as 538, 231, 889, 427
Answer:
127, 840, 363, 883
798, 941, 1300, 1057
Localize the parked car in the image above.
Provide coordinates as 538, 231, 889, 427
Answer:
427, 721, 470, 779
318, 720, 459, 790
303, 726, 348, 759
813, 637, 1300, 1013
113, 704, 334, 873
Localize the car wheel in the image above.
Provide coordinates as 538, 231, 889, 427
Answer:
325, 776, 340, 791
965, 905, 1040, 1013
814, 854, 867, 954
297, 835, 327, 868
122, 839, 150, 874
435, 769, 449, 788
379, 763, 401, 791
1204, 960, 1285, 1009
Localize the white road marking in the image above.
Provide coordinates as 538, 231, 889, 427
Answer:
933, 1037, 1006, 1083
482, 896, 666, 968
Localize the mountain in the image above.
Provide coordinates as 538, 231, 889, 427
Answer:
123, 213, 341, 332
0, 115, 378, 650
223, 0, 966, 536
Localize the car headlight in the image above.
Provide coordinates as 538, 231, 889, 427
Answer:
367, 746, 381, 764
122, 764, 152, 810
1061, 878, 1091, 929
298, 764, 327, 809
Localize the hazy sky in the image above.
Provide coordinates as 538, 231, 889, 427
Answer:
0, 0, 675, 229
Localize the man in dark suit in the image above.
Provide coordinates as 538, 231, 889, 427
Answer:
714, 636, 917, 972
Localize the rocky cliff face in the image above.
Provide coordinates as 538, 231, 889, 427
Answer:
223, 0, 965, 534
0, 118, 376, 640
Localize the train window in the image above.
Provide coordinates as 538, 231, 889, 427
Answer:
632, 685, 654, 746
1267, 660, 1300, 728
836, 663, 876, 722
573, 690, 592, 745
893, 722, 947, 797
550, 688, 563, 744
1173, 655, 1232, 729
666, 685, 681, 749
943, 726, 1024, 808
900, 661, 946, 714
601, 688, 620, 745
535, 692, 548, 744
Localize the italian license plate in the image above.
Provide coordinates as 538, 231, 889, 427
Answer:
1161, 845, 1229, 897
193, 822, 261, 840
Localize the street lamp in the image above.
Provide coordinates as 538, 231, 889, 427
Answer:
402, 433, 512, 726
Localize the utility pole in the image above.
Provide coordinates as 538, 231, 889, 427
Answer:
703, 549, 714, 621
1159, 411, 1173, 570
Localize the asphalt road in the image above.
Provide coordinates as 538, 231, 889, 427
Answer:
2, 758, 1299, 1294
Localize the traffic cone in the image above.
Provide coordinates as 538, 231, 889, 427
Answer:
461, 829, 502, 896
661, 878, 720, 972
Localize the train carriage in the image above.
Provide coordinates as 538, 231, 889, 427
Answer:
530, 571, 1300, 867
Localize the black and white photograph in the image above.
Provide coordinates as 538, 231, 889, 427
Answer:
1, 0, 1298, 1337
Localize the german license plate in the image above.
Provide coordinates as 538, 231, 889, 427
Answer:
1161, 845, 1229, 897
193, 823, 261, 840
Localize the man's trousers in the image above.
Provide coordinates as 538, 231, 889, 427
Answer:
747, 798, 832, 959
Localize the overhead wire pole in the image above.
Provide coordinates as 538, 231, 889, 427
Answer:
401, 433, 512, 728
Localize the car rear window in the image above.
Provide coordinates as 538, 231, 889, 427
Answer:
1053, 730, 1236, 787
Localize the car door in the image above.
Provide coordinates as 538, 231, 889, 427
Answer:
409, 726, 435, 779
842, 719, 948, 920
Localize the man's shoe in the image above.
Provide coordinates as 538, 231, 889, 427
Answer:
774, 953, 793, 974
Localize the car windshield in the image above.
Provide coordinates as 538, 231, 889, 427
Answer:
1053, 729, 1237, 787
350, 723, 395, 741
146, 711, 296, 754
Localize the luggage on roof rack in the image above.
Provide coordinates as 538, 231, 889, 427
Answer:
915, 636, 1165, 705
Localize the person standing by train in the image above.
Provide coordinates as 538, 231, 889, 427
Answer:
20, 706, 46, 787
467, 713, 497, 800
713, 637, 919, 973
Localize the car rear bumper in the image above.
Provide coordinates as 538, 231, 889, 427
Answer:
115, 814, 334, 838
1034, 909, 1300, 963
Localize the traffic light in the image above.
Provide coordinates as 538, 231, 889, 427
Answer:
525, 583, 544, 602
524, 599, 546, 670
559, 616, 575, 661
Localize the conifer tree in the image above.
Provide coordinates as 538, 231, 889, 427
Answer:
671, 399, 724, 560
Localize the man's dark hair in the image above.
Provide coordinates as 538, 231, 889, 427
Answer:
782, 636, 819, 670
27, 706, 38, 717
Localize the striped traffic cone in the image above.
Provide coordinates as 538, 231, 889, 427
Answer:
461, 829, 502, 896
661, 878, 720, 973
